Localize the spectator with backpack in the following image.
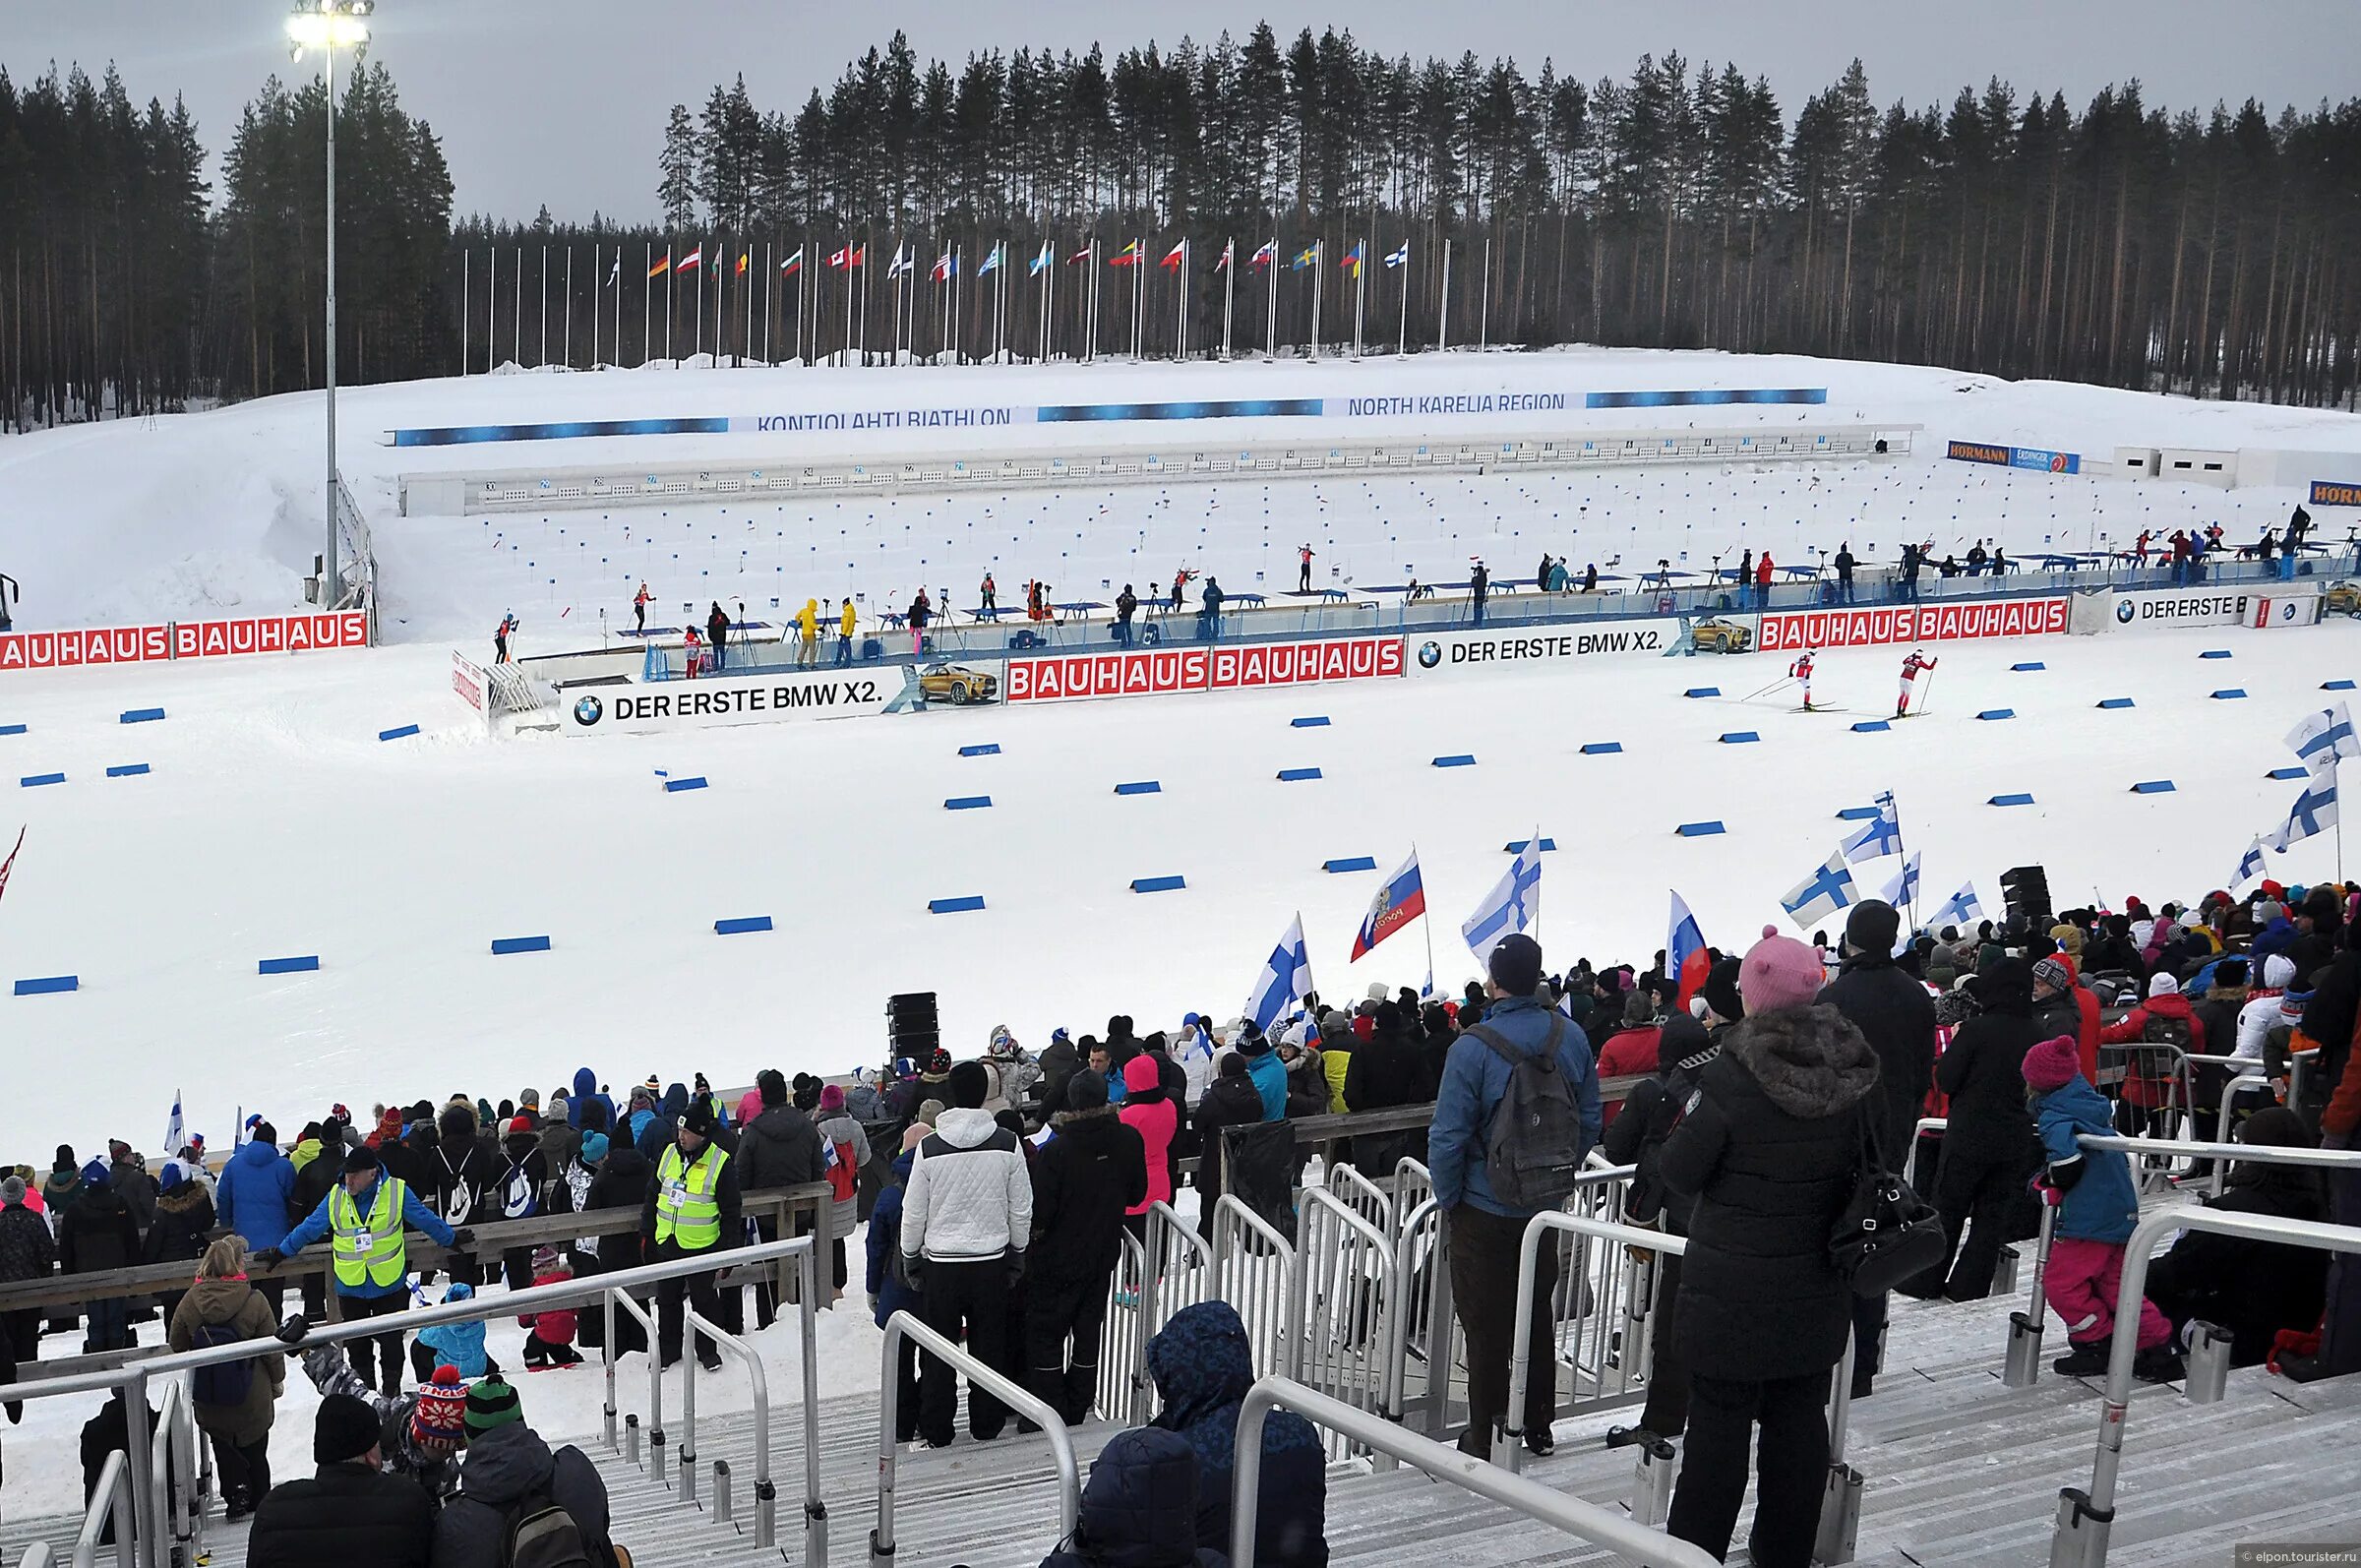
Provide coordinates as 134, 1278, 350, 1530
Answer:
247, 1394, 436, 1568
492, 1117, 552, 1293
2098, 970, 2204, 1138
1427, 933, 1601, 1460
737, 1068, 822, 1330
167, 1236, 286, 1520
430, 1377, 619, 1568
815, 1084, 871, 1297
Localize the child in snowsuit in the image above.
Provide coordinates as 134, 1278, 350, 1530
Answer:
2021, 1034, 2183, 1382
519, 1243, 582, 1367
411, 1281, 492, 1383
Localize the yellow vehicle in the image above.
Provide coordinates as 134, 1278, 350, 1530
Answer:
917, 662, 1000, 704
2326, 581, 2361, 617
1690, 616, 1754, 654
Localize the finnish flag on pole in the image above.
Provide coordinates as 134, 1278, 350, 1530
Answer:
165, 1091, 184, 1160
1782, 849, 1858, 933
2233, 835, 2269, 889
1463, 833, 1543, 960
1929, 881, 1984, 930
2286, 702, 2361, 766
1841, 793, 1904, 864
2271, 755, 2339, 852
1245, 914, 1316, 1034
1879, 853, 1922, 913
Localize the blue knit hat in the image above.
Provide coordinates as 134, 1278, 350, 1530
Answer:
81, 1159, 111, 1187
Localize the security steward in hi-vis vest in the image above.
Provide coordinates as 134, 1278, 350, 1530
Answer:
256, 1145, 463, 1396
639, 1097, 742, 1371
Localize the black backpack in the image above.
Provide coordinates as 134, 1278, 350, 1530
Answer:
189, 1322, 257, 1408
1468, 1017, 1584, 1210
503, 1487, 594, 1568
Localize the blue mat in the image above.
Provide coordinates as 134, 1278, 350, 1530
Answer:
1989, 793, 2036, 808
1676, 821, 1725, 837
2211, 689, 2247, 700
1719, 732, 1759, 745
1277, 767, 1322, 782
378, 725, 421, 742
1291, 716, 1331, 729
714, 917, 774, 935
1683, 688, 1721, 698
1977, 709, 2015, 721
14, 976, 77, 996
2097, 697, 2135, 710
663, 776, 708, 792
1579, 742, 1623, 754
1115, 781, 1162, 796
491, 935, 552, 956
1322, 857, 1378, 874
1131, 875, 1186, 894
259, 956, 321, 976
1850, 720, 1890, 733
2131, 780, 2175, 795
120, 707, 165, 724
944, 796, 993, 811
105, 764, 151, 778
20, 773, 63, 788
958, 744, 1001, 757
928, 896, 987, 915
1432, 754, 1477, 767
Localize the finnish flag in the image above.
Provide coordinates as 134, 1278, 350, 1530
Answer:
1463, 833, 1544, 960
1880, 852, 1922, 912
1841, 793, 1904, 864
2271, 755, 2339, 852
1783, 849, 1859, 932
2233, 835, 2269, 889
165, 1091, 184, 1159
1245, 914, 1316, 1034
2286, 702, 2361, 766
1929, 881, 1984, 930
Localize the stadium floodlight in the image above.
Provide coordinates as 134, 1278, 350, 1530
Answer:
283, 0, 373, 618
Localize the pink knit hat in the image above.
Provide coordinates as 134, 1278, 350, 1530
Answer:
2022, 1034, 2082, 1093
1738, 926, 1826, 1013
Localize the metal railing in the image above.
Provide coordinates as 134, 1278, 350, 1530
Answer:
1093, 1201, 1215, 1427
1231, 1376, 1722, 1568
1502, 1206, 1682, 1476
73, 1452, 134, 1568
1210, 1194, 1302, 1380
601, 1287, 662, 1475
1387, 1195, 1452, 1438
21, 1544, 56, 1568
1292, 1186, 1401, 1462
869, 1310, 1078, 1568
2048, 1208, 2361, 1567
147, 1376, 204, 1568
1324, 1160, 1396, 1236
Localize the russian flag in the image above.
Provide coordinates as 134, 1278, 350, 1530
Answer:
1352, 851, 1425, 962
1668, 890, 1710, 1010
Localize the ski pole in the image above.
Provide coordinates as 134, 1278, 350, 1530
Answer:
1737, 674, 1795, 703
1913, 665, 1939, 717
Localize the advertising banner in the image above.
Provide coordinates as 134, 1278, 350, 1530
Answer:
1758, 598, 2068, 652
1405, 620, 1685, 678
1946, 440, 2082, 475
1005, 634, 1403, 704
2311, 480, 2361, 508
562, 668, 901, 734
0, 611, 369, 674
451, 650, 489, 715
2251, 593, 2325, 631
2107, 589, 2266, 631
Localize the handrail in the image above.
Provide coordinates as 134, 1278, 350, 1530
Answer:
74, 1450, 135, 1568
2076, 1132, 2361, 1172
603, 1288, 663, 1478
2050, 1209, 2361, 1567
1324, 1160, 1395, 1234
147, 1376, 201, 1568
22, 1543, 56, 1568
1293, 1185, 1401, 1462
680, 1306, 763, 1538
1210, 1193, 1302, 1380
2290, 1045, 2319, 1106
1385, 1195, 1442, 1429
1231, 1376, 1721, 1568
1503, 1208, 1685, 1475
1903, 1116, 1947, 1187
2208, 1075, 2270, 1196
869, 1310, 1078, 1568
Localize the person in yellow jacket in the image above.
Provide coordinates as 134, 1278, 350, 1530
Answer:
639, 1100, 740, 1371
255, 1147, 463, 1396
797, 598, 820, 668
835, 597, 858, 668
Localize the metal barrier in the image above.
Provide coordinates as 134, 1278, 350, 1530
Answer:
1293, 1186, 1402, 1462
1502, 1207, 1683, 1475
2048, 1208, 2361, 1567
147, 1376, 205, 1568
1816, 1333, 1864, 1565
1389, 1195, 1454, 1437
602, 1288, 663, 1478
1393, 1157, 1433, 1222
1095, 1228, 1152, 1426
22, 1544, 56, 1568
73, 1452, 135, 1568
1902, 1116, 1948, 1187
2003, 1204, 2060, 1388
869, 1310, 1079, 1568
2208, 1072, 2270, 1195
1210, 1195, 1302, 1380
1230, 1375, 1722, 1568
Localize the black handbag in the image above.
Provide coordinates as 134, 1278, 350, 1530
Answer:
1830, 1105, 1947, 1297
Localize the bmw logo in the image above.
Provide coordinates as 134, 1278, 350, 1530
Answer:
2115, 600, 2135, 624
1417, 640, 1442, 669
573, 694, 604, 726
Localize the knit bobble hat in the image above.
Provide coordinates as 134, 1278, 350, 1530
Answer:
1739, 925, 1826, 1014
2022, 1034, 2083, 1093
412, 1366, 469, 1449
464, 1376, 523, 1434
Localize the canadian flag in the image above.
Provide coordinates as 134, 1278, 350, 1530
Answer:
676, 245, 703, 272
827, 244, 865, 270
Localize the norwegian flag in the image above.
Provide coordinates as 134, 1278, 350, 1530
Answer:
0, 825, 21, 908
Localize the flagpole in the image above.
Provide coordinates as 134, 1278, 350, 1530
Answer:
695, 245, 704, 364
486, 244, 496, 372
642, 244, 651, 368
538, 242, 548, 368
665, 243, 675, 363
460, 249, 470, 376
590, 244, 599, 368
564, 246, 574, 369
762, 242, 772, 364
1222, 236, 1235, 360
1266, 238, 1277, 359
1353, 238, 1365, 358
1311, 239, 1323, 360
842, 240, 853, 368
1398, 244, 1409, 357
1437, 240, 1451, 353
513, 246, 521, 367
1177, 238, 1187, 360
1417, 842, 1438, 994
1479, 233, 1491, 350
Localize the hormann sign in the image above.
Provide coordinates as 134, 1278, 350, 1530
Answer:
1758, 598, 2068, 652
1946, 440, 2082, 475
1406, 621, 1681, 677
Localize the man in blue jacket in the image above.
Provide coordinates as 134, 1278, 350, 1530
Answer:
214, 1122, 297, 1316
257, 1147, 465, 1396
1429, 933, 1601, 1460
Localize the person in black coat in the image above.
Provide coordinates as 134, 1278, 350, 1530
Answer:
2145, 1108, 2331, 1365
1341, 1001, 1434, 1175
416, 1104, 495, 1286
1815, 899, 1934, 1396
1039, 1426, 1227, 1568
1026, 1070, 1149, 1423
1192, 1055, 1265, 1201
247, 1395, 434, 1568
58, 1163, 142, 1353
1900, 958, 2044, 1301
572, 1136, 651, 1354
1662, 931, 1882, 1568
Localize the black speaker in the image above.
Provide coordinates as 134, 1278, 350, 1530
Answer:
887, 992, 939, 1058
2000, 865, 2053, 931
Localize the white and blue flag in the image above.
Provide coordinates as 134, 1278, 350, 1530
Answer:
2271, 755, 2339, 852
1841, 793, 1904, 864
164, 1091, 184, 1159
2286, 702, 2361, 766
1880, 852, 1922, 913
1463, 832, 1544, 960
1245, 914, 1316, 1034
1783, 849, 1858, 932
2233, 835, 2269, 889
1929, 881, 1984, 930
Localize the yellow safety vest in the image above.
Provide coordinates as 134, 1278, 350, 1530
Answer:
329, 1176, 408, 1290
654, 1143, 729, 1250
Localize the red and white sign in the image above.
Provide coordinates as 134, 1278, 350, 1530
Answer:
452, 650, 489, 713
1005, 634, 1405, 703
1758, 598, 2067, 653
0, 612, 369, 674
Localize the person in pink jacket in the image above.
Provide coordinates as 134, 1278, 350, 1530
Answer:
1118, 1055, 1177, 1241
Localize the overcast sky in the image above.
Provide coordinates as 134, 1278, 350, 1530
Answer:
12, 0, 2359, 221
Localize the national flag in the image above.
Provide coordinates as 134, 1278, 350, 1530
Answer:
1340, 241, 1365, 276
1291, 244, 1319, 271
1067, 240, 1095, 265
931, 251, 956, 281
1382, 240, 1409, 270
606, 257, 621, 287
2286, 702, 2361, 765
1352, 853, 1426, 963
779, 246, 805, 274
827, 244, 864, 270
1028, 241, 1054, 276
1879, 853, 1922, 915
977, 242, 1003, 276
647, 254, 672, 279
1245, 914, 1317, 1033
821, 1136, 840, 1174
1161, 239, 1186, 270
1929, 881, 1984, 930
2272, 755, 2339, 851
1216, 238, 1236, 271
0, 824, 23, 908
165, 1091, 185, 1164
1841, 792, 1904, 864
1667, 889, 1710, 1010
736, 252, 750, 276
1463, 834, 1543, 961
676, 245, 703, 273
1109, 240, 1143, 268
1249, 239, 1277, 269
1782, 848, 1858, 933
886, 245, 913, 279
2233, 835, 2269, 889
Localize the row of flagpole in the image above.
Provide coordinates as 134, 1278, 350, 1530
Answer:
455, 231, 1459, 374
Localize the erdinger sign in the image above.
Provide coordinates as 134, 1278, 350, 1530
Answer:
1759, 598, 2068, 652
0, 611, 370, 673
1005, 634, 1404, 702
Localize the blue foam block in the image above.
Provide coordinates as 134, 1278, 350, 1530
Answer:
105, 764, 150, 778
2200, 650, 2232, 659
1114, 781, 1162, 796
2097, 697, 2136, 710
1579, 742, 1623, 754
1291, 716, 1331, 729
1432, 754, 1477, 767
258, 956, 320, 976
0, 724, 24, 737
1684, 687, 1721, 698
1323, 857, 1379, 874
378, 724, 421, 742
1504, 838, 1559, 853
1719, 732, 1759, 745
1989, 793, 2036, 808
1276, 767, 1322, 782
1675, 821, 1726, 837
663, 776, 708, 792
714, 916, 773, 935
2268, 766, 2308, 780
958, 743, 1000, 757
119, 707, 165, 724
14, 976, 77, 996
1977, 708, 2016, 721
1130, 875, 1187, 894
1850, 720, 1890, 733
2011, 662, 2045, 673
929, 895, 987, 915
20, 773, 63, 788
2325, 680, 2356, 692
2211, 689, 2247, 700
1837, 807, 1882, 820
2131, 780, 2175, 794
491, 935, 551, 956
944, 795, 993, 810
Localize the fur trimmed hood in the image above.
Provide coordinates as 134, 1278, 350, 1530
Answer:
1725, 1003, 1881, 1118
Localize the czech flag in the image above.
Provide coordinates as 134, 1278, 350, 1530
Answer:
1668, 889, 1710, 1010
1351, 851, 1425, 962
